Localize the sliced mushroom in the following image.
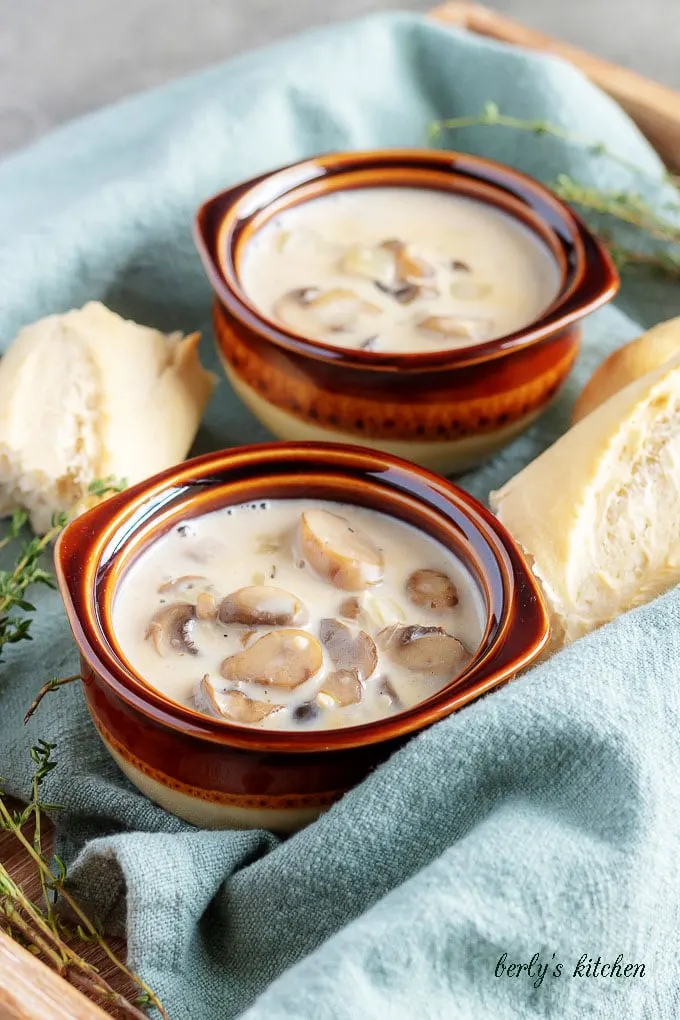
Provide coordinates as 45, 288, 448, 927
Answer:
311, 288, 381, 328
417, 315, 493, 342
389, 241, 435, 284
406, 569, 459, 610
199, 677, 281, 723
319, 618, 378, 681
339, 238, 435, 297
273, 287, 381, 335
300, 509, 384, 590
145, 603, 198, 656
158, 574, 209, 595
320, 669, 363, 706
380, 624, 468, 676
220, 629, 323, 689
338, 596, 362, 620
375, 280, 420, 305
339, 243, 397, 288
218, 586, 308, 627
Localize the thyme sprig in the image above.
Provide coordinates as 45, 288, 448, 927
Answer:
429, 102, 680, 279
0, 510, 66, 659
24, 674, 81, 724
0, 477, 127, 661
0, 742, 167, 1017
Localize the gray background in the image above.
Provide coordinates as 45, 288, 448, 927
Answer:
1, 0, 677, 160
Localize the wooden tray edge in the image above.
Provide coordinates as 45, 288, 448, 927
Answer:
0, 930, 109, 1020
431, 1, 680, 170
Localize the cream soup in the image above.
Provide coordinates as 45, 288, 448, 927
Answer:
239, 187, 561, 354
112, 499, 485, 730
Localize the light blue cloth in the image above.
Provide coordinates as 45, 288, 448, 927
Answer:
1, 12, 679, 1019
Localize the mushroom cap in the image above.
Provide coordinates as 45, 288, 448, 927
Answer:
300, 509, 384, 591
220, 628, 323, 689
145, 603, 198, 656
319, 617, 378, 681
273, 287, 381, 336
405, 569, 459, 610
199, 677, 281, 723
218, 585, 308, 627
380, 624, 468, 676
390, 241, 435, 284
319, 669, 363, 706
339, 244, 397, 288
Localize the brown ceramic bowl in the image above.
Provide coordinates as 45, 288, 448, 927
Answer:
194, 149, 619, 474
55, 442, 549, 832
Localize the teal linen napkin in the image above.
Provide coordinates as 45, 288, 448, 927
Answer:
1, 12, 679, 1019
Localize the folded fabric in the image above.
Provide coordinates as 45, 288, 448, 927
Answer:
1, 11, 679, 1019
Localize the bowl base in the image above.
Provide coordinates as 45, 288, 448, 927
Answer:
227, 368, 544, 475
103, 736, 328, 833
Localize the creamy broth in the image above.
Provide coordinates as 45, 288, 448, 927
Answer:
112, 499, 485, 730
239, 187, 561, 354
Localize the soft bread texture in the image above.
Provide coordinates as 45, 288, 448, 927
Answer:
0, 302, 216, 533
491, 351, 680, 650
572, 316, 680, 423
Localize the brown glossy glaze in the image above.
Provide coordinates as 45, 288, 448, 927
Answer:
55, 443, 550, 822
195, 150, 619, 453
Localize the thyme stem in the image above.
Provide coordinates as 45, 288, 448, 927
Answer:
429, 103, 680, 281
24, 675, 81, 725
430, 101, 680, 187
0, 743, 168, 1018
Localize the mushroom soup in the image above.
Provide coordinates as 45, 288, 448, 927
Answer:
112, 499, 486, 730
239, 187, 561, 354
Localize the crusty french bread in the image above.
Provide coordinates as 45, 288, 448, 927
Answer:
491, 350, 680, 650
572, 315, 680, 423
0, 302, 217, 533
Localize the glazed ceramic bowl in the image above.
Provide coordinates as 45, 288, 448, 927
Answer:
55, 442, 549, 832
194, 149, 619, 474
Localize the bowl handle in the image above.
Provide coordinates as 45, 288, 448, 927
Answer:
541, 218, 619, 330
54, 486, 140, 606
193, 170, 274, 291
477, 537, 551, 686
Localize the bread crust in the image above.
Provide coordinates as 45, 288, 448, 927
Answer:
492, 349, 680, 649
0, 302, 217, 533
572, 316, 680, 423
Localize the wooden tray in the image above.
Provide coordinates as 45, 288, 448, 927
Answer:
3, 4, 680, 1016
433, 2, 680, 171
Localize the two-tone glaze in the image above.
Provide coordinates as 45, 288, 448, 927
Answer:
55, 443, 550, 831
195, 150, 619, 473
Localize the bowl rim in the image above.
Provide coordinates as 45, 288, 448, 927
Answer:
55, 442, 550, 754
194, 147, 619, 372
